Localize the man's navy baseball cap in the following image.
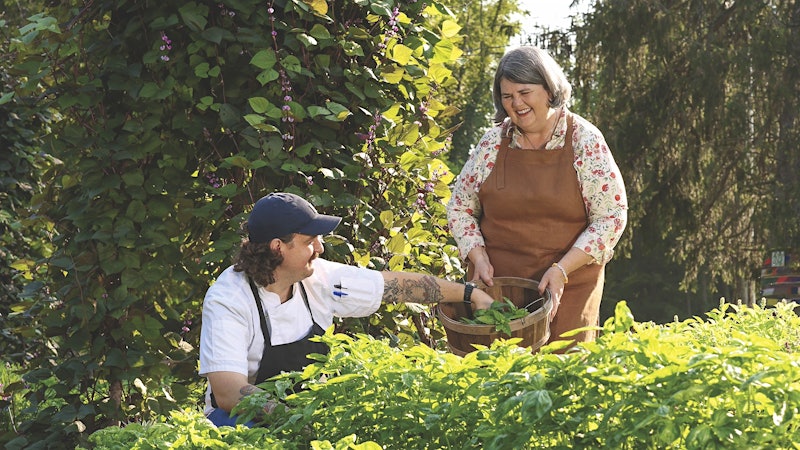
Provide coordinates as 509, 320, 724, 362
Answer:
247, 192, 341, 243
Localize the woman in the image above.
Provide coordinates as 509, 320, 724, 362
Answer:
447, 46, 628, 346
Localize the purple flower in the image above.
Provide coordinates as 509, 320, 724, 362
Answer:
159, 31, 172, 62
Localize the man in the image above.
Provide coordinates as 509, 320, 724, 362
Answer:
199, 192, 494, 426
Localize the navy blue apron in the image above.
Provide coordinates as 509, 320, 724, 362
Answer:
250, 278, 329, 384
209, 278, 329, 410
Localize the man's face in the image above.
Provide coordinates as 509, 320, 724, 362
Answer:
279, 233, 325, 282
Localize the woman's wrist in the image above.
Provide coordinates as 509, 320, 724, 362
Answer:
551, 262, 568, 284
467, 246, 488, 264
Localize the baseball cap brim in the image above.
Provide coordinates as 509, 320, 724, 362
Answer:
295, 214, 341, 237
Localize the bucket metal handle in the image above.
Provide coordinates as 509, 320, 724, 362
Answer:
523, 288, 552, 313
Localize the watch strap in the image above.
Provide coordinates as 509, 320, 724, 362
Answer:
463, 282, 476, 319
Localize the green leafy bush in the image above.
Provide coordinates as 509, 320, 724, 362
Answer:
0, 14, 56, 367
80, 408, 382, 449
0, 363, 28, 440
6, 0, 463, 447
85, 301, 800, 449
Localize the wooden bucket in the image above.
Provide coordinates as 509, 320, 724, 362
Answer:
437, 277, 552, 356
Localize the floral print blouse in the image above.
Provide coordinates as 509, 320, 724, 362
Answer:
446, 107, 628, 265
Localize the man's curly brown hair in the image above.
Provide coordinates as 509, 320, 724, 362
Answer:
233, 223, 294, 286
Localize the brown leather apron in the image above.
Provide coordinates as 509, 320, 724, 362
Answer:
471, 114, 604, 344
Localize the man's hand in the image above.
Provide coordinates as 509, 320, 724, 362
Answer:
470, 288, 495, 311
263, 398, 286, 415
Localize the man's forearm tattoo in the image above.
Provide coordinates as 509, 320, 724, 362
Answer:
383, 275, 444, 304
239, 384, 261, 399
384, 278, 402, 302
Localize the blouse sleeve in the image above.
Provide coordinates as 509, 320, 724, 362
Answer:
571, 117, 628, 264
446, 126, 503, 260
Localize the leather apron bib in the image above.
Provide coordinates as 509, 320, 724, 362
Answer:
472, 114, 605, 344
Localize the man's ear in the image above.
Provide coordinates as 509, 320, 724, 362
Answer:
269, 238, 282, 255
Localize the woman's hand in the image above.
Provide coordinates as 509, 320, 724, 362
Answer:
539, 267, 565, 320
467, 246, 494, 286
539, 250, 593, 321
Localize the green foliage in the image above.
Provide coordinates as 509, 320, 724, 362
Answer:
6, 0, 464, 447
87, 301, 800, 449
0, 12, 56, 365
80, 408, 382, 449
570, 0, 800, 295
436, 0, 524, 167
673, 298, 800, 353
601, 237, 698, 322
8, 0, 798, 446
0, 363, 28, 440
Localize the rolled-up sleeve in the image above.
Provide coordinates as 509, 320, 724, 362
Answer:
309, 259, 384, 319
198, 284, 253, 377
331, 267, 384, 317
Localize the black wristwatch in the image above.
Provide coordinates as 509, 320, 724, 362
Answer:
463, 282, 477, 318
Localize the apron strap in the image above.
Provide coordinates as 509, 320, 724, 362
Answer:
297, 282, 317, 325
248, 277, 271, 347
495, 122, 514, 190
248, 277, 317, 349
496, 138, 510, 190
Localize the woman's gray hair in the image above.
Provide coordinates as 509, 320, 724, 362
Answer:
492, 46, 572, 124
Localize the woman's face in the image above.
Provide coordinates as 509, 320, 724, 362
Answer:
499, 78, 552, 131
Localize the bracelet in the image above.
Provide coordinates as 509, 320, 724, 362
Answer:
551, 263, 568, 284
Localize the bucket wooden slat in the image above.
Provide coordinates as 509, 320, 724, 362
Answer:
437, 277, 552, 356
